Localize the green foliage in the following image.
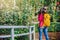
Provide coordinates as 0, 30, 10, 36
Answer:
0, 0, 60, 40
0, 0, 36, 40
56, 23, 60, 32
44, 0, 51, 6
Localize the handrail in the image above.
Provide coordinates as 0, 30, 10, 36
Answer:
0, 26, 35, 40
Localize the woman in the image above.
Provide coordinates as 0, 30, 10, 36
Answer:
38, 6, 50, 40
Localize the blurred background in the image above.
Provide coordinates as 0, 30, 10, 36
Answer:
0, 0, 60, 40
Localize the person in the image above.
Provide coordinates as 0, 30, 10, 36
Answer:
38, 6, 50, 40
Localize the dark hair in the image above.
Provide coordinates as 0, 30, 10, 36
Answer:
35, 8, 45, 16
38, 9, 41, 14
38, 8, 45, 14
38, 6, 48, 15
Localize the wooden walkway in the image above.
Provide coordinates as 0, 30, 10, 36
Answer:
35, 33, 45, 40
35, 32, 57, 40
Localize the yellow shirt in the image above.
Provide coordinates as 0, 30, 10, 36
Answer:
44, 13, 50, 27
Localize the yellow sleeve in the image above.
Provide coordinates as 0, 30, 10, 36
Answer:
47, 14, 50, 19
44, 14, 50, 19
44, 13, 51, 27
